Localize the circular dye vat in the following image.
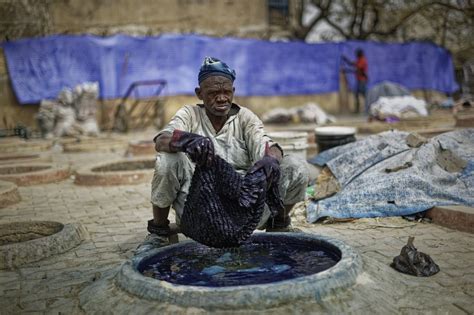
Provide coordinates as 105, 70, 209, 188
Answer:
0, 221, 88, 269
0, 165, 50, 175
74, 158, 155, 185
0, 139, 52, 153
315, 126, 357, 153
0, 180, 21, 208
62, 137, 128, 153
127, 140, 156, 156
0, 152, 52, 165
139, 236, 339, 287
91, 160, 155, 172
117, 233, 362, 309
0, 163, 70, 186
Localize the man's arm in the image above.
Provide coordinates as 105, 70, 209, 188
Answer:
268, 144, 283, 163
153, 105, 194, 153
154, 132, 174, 153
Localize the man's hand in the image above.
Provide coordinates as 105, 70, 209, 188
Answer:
248, 143, 284, 216
169, 130, 215, 167
249, 143, 281, 188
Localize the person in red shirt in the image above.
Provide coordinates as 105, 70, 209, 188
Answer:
344, 49, 368, 114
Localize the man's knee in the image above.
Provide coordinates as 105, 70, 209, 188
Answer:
154, 152, 190, 177
280, 155, 309, 185
279, 154, 309, 204
151, 152, 193, 208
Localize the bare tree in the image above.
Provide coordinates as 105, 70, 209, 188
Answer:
289, 0, 473, 51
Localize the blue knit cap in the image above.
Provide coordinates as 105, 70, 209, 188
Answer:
198, 57, 236, 84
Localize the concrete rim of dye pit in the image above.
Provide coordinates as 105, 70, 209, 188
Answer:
116, 233, 362, 309
0, 152, 52, 165
0, 139, 52, 153
0, 221, 88, 269
0, 180, 21, 208
62, 138, 128, 152
74, 157, 155, 186
0, 163, 70, 186
314, 126, 357, 136
267, 131, 309, 139
127, 140, 156, 156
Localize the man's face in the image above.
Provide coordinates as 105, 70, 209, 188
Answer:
195, 76, 235, 117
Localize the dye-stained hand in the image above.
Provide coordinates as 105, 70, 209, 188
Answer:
169, 130, 215, 167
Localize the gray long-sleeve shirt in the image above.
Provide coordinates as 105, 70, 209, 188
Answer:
156, 103, 276, 173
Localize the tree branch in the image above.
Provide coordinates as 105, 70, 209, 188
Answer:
358, 0, 368, 38
372, 1, 465, 36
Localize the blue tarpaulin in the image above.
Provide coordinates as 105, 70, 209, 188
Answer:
2, 34, 458, 104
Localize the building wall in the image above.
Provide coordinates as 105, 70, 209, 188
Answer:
0, 0, 269, 40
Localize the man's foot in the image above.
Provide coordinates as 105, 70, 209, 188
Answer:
147, 219, 181, 237
265, 216, 301, 233
266, 224, 302, 233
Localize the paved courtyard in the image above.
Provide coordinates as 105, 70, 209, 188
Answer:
0, 137, 473, 314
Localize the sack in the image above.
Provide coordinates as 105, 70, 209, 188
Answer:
391, 236, 440, 277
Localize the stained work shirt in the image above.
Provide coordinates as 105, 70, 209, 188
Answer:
156, 103, 275, 172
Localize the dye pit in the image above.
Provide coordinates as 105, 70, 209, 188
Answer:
91, 160, 155, 172
0, 165, 50, 175
138, 235, 340, 287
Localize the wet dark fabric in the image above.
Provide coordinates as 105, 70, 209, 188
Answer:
391, 237, 440, 277
180, 152, 283, 248
169, 130, 215, 167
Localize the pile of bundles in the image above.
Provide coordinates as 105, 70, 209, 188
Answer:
262, 103, 336, 125
36, 82, 100, 138
370, 96, 428, 120
366, 81, 428, 121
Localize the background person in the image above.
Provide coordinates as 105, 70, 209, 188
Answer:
343, 49, 369, 114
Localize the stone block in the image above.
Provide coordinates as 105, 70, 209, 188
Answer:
426, 206, 474, 234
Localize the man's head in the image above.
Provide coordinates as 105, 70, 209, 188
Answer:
356, 49, 364, 58
195, 57, 236, 117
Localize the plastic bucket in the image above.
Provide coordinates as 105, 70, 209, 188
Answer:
267, 131, 308, 159
314, 126, 357, 152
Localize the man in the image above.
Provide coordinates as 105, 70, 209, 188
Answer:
344, 49, 368, 114
148, 57, 308, 237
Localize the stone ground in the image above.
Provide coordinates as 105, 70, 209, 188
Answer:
0, 129, 473, 314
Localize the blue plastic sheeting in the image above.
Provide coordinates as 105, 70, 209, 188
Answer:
341, 40, 459, 94
306, 129, 474, 223
2, 34, 458, 104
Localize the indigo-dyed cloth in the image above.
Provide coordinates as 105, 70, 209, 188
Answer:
150, 152, 308, 229
307, 129, 474, 223
180, 154, 281, 248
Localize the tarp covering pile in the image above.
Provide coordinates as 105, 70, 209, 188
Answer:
307, 129, 474, 223
370, 95, 428, 119
366, 81, 411, 109
262, 102, 336, 125
2, 34, 458, 104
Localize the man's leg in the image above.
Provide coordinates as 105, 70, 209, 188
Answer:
149, 152, 194, 236
354, 81, 361, 114
266, 154, 309, 231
